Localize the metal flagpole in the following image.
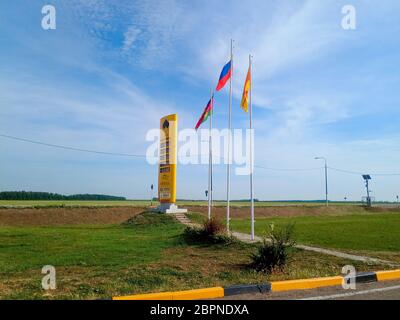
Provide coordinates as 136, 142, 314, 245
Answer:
249, 54, 255, 241
208, 89, 213, 220
227, 39, 233, 233
210, 90, 214, 210
324, 160, 328, 207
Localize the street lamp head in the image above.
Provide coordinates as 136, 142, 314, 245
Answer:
314, 156, 327, 164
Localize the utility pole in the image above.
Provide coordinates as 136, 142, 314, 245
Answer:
315, 157, 328, 206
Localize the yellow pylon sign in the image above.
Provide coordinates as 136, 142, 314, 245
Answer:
158, 114, 177, 204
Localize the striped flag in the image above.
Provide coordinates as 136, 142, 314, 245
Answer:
195, 97, 213, 130
240, 65, 251, 112
215, 60, 232, 91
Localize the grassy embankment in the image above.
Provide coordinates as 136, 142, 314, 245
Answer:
0, 210, 391, 299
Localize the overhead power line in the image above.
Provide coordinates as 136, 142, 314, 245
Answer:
0, 134, 146, 158
1, 133, 400, 175
0, 134, 325, 172
327, 167, 363, 175
328, 166, 400, 177
255, 165, 323, 171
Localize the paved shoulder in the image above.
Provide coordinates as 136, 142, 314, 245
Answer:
220, 280, 400, 300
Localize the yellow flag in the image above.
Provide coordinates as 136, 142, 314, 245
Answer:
240, 66, 251, 112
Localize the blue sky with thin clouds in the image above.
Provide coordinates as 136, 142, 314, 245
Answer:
1, 0, 400, 201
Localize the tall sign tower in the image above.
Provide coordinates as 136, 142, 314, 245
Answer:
156, 114, 187, 214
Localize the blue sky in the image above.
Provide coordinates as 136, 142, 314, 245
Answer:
1, 0, 400, 201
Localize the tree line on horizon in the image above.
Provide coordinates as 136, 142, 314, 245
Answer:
0, 191, 126, 201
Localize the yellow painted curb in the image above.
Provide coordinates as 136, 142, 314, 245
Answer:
112, 287, 224, 300
112, 268, 400, 299
376, 269, 400, 282
271, 276, 343, 292
172, 287, 224, 300
113, 292, 174, 300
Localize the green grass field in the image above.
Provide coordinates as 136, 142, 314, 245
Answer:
186, 206, 400, 265
0, 211, 389, 299
0, 215, 182, 274
230, 213, 400, 253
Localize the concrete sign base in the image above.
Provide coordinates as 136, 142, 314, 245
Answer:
154, 203, 188, 214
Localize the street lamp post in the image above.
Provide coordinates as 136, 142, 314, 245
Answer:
150, 184, 154, 207
315, 157, 328, 206
362, 175, 372, 207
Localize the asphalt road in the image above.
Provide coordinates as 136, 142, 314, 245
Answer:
221, 280, 400, 300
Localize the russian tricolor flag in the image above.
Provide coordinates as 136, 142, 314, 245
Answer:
215, 60, 232, 91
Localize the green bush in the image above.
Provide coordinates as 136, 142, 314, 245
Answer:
202, 217, 225, 236
183, 218, 232, 245
250, 223, 296, 273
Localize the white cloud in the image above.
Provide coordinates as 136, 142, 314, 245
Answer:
122, 27, 141, 52
0, 70, 179, 154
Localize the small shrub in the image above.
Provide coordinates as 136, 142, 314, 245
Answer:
202, 217, 225, 236
250, 223, 296, 274
183, 218, 232, 245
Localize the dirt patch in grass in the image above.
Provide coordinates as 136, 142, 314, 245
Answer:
0, 207, 145, 226
187, 205, 400, 219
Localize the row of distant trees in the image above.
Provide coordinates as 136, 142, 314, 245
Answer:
0, 191, 126, 201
